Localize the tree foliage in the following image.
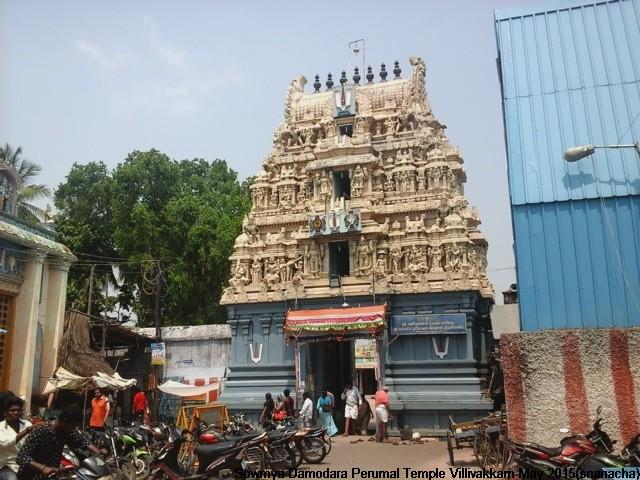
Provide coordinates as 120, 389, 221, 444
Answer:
54, 150, 250, 326
0, 143, 51, 222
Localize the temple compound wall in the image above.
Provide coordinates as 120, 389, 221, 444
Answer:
220, 58, 495, 434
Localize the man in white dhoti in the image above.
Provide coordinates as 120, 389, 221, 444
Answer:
341, 382, 362, 436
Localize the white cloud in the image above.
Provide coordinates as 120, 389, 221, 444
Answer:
111, 67, 244, 115
106, 16, 243, 115
75, 39, 134, 70
143, 17, 188, 70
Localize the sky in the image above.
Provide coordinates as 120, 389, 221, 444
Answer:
0, 0, 536, 303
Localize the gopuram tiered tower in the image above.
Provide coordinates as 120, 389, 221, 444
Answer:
221, 57, 495, 432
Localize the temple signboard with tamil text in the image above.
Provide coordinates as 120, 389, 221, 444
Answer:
390, 314, 466, 335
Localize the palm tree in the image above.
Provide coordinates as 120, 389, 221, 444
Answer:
0, 143, 51, 223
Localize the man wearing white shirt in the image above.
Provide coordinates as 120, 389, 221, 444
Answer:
0, 397, 34, 480
341, 382, 362, 436
298, 392, 313, 428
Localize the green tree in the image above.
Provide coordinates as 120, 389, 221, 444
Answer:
54, 150, 250, 326
54, 161, 117, 313
0, 143, 51, 222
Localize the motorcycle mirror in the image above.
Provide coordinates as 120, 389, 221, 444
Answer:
559, 428, 570, 433
596, 405, 602, 416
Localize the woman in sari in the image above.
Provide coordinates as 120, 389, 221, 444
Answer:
316, 390, 338, 436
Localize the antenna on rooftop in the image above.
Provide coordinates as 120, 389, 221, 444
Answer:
348, 39, 365, 78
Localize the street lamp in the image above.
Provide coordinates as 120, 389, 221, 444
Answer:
564, 142, 640, 162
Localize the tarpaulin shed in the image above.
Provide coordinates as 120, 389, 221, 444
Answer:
42, 367, 137, 395
285, 304, 386, 338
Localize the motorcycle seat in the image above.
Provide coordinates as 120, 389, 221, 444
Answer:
233, 432, 261, 443
526, 443, 562, 457
194, 441, 237, 458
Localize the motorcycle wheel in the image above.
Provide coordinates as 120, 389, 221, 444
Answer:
129, 456, 151, 480
111, 465, 136, 480
301, 437, 327, 464
323, 435, 332, 455
120, 459, 138, 480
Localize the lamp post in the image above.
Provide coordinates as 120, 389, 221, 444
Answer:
563, 142, 640, 162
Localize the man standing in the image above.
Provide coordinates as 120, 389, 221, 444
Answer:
89, 389, 110, 432
298, 392, 313, 428
341, 382, 362, 436
259, 393, 275, 428
283, 390, 295, 418
17, 407, 107, 480
0, 397, 34, 480
374, 385, 390, 442
132, 387, 148, 424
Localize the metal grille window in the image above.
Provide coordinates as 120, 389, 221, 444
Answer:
0, 295, 12, 387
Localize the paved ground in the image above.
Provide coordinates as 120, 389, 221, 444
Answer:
299, 435, 481, 480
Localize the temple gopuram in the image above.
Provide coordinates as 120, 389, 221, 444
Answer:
220, 57, 494, 433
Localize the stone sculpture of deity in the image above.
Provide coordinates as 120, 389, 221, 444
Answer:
351, 165, 367, 197
305, 242, 321, 278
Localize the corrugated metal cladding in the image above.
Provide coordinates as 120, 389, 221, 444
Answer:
513, 196, 640, 330
495, 0, 640, 330
495, 0, 640, 205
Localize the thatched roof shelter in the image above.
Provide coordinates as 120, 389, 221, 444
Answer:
57, 310, 115, 377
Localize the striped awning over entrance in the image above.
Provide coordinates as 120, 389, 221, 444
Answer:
285, 304, 386, 335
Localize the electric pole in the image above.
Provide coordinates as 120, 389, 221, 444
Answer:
87, 264, 96, 316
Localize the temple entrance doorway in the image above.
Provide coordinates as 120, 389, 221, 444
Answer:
307, 340, 352, 432
357, 368, 377, 396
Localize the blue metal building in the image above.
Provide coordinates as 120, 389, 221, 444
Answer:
495, 0, 640, 330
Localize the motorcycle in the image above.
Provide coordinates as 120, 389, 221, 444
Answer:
112, 425, 153, 479
503, 406, 627, 478
59, 447, 132, 480
621, 434, 640, 467
151, 430, 266, 479
225, 414, 256, 436
268, 417, 331, 462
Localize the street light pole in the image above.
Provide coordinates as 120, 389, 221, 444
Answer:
564, 142, 640, 162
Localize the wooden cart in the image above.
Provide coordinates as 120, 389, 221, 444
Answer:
446, 412, 506, 470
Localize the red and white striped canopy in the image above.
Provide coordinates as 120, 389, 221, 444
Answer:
285, 304, 386, 335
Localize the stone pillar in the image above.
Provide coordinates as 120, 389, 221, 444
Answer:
9, 251, 45, 409
39, 260, 71, 392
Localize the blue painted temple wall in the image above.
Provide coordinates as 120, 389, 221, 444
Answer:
221, 291, 492, 433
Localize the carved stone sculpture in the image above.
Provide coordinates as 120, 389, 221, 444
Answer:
305, 242, 322, 278
351, 165, 367, 197
390, 245, 404, 274
430, 245, 444, 273
222, 56, 494, 305
251, 258, 263, 284
357, 237, 373, 275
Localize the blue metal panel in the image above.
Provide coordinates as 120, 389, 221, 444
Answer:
513, 196, 640, 330
496, 0, 640, 205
